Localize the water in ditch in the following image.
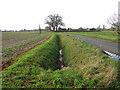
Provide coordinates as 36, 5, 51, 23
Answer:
58, 36, 64, 69
59, 49, 64, 68
103, 50, 120, 61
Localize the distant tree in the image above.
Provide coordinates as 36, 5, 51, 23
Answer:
90, 28, 96, 31
79, 27, 84, 31
45, 26, 50, 31
102, 24, 106, 30
23, 29, 26, 31
107, 13, 120, 33
97, 25, 101, 30
45, 14, 65, 31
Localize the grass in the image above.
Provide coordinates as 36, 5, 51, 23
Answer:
65, 31, 119, 43
2, 33, 119, 88
58, 33, 119, 88
2, 34, 59, 88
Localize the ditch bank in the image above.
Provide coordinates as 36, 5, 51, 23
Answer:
2, 34, 65, 71
2, 35, 51, 71
57, 34, 119, 88
2, 33, 119, 88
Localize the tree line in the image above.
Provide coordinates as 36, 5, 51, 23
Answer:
45, 13, 120, 33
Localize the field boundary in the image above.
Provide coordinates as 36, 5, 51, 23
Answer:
2, 35, 51, 70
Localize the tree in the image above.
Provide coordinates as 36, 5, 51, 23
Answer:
97, 25, 101, 30
107, 13, 120, 33
45, 14, 65, 31
45, 26, 51, 31
79, 27, 84, 31
102, 24, 106, 30
23, 29, 26, 31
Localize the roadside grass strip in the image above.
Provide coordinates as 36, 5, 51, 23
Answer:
2, 33, 119, 88
65, 31, 119, 43
58, 34, 119, 88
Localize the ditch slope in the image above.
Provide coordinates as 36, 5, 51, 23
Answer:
2, 35, 51, 70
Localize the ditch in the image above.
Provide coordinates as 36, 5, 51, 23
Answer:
58, 36, 64, 70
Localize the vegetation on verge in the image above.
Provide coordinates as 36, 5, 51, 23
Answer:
65, 31, 119, 43
2, 33, 119, 88
58, 33, 119, 88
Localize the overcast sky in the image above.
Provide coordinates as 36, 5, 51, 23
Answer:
0, 0, 119, 30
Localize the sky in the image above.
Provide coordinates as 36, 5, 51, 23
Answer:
0, 0, 119, 30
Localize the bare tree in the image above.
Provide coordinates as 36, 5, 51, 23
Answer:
45, 14, 65, 31
97, 25, 101, 30
102, 24, 106, 30
107, 13, 120, 33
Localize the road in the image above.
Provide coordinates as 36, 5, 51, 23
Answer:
62, 33, 120, 55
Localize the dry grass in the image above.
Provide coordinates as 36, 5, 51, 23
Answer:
59, 33, 118, 87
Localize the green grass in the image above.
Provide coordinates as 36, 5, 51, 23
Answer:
2, 33, 119, 88
58, 33, 119, 88
2, 34, 59, 88
65, 31, 119, 43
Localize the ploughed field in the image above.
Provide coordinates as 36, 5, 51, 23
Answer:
2, 32, 50, 61
1, 32, 119, 88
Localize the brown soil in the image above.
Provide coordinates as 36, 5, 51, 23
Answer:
2, 33, 46, 50
2, 35, 51, 71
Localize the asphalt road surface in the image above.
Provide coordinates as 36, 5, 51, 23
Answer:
62, 33, 120, 55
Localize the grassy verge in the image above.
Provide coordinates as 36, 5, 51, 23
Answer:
58, 33, 119, 88
65, 31, 119, 43
2, 33, 119, 88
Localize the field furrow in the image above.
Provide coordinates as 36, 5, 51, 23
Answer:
2, 32, 50, 60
